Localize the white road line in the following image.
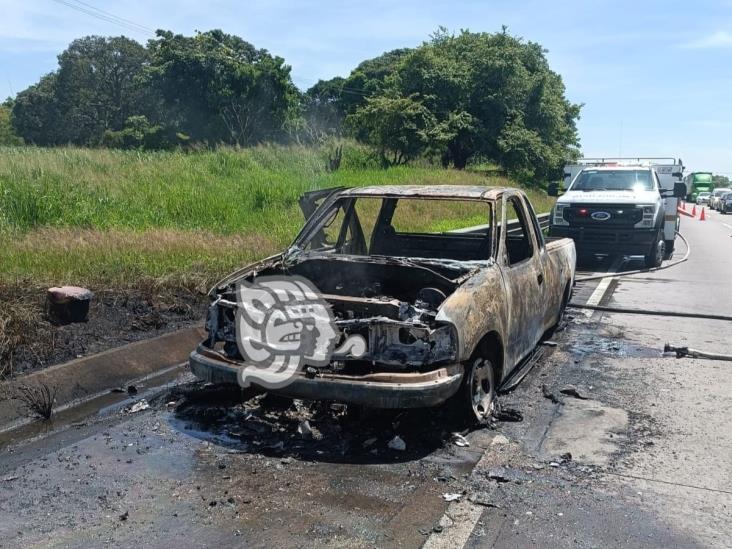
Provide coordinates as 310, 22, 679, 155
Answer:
422, 449, 493, 549
583, 256, 623, 316
722, 223, 732, 231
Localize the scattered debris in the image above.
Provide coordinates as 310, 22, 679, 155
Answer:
494, 407, 523, 422
362, 437, 377, 448
127, 399, 150, 414
45, 286, 93, 325
297, 420, 314, 440
542, 340, 558, 347
451, 433, 470, 447
388, 435, 406, 451
559, 385, 587, 399
443, 493, 462, 502
491, 434, 510, 446
3, 476, 19, 482
127, 385, 138, 396
541, 384, 562, 404
119, 511, 129, 521
433, 524, 444, 533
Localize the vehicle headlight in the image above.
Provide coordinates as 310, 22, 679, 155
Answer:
636, 204, 657, 227
553, 204, 569, 226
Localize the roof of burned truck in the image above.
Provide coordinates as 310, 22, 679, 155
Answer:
339, 185, 510, 200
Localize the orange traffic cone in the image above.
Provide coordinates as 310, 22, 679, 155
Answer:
700, 207, 706, 221
691, 204, 697, 216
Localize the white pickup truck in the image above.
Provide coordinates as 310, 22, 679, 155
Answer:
548, 158, 687, 267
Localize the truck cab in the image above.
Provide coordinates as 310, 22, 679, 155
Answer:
548, 158, 685, 267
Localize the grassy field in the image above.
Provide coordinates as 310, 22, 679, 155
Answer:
0, 144, 554, 292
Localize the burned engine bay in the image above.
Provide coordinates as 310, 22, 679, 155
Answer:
206, 255, 481, 371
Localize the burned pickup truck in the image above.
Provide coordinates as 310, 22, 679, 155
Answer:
190, 186, 576, 423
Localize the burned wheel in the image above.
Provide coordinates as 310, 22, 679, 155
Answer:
454, 357, 496, 425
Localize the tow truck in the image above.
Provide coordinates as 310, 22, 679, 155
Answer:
548, 158, 687, 267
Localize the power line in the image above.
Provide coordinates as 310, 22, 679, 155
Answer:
66, 0, 155, 33
50, 0, 155, 36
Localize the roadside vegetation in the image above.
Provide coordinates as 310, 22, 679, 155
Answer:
0, 143, 554, 291
6, 27, 581, 182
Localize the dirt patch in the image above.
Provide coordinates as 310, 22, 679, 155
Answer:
0, 285, 207, 378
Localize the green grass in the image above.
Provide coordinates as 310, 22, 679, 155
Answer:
0, 143, 554, 290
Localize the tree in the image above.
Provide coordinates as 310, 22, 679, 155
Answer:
0, 99, 23, 145
348, 29, 581, 178
713, 174, 730, 187
11, 74, 61, 145
55, 36, 152, 144
145, 30, 301, 146
302, 77, 346, 141
101, 115, 187, 149
347, 94, 434, 166
12, 36, 152, 145
338, 48, 413, 116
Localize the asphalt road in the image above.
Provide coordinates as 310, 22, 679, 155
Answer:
1, 211, 730, 548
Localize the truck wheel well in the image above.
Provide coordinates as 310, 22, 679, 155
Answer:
472, 332, 504, 384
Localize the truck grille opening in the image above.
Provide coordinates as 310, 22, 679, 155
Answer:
564, 204, 642, 227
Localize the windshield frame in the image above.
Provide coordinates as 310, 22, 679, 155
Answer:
290, 194, 497, 263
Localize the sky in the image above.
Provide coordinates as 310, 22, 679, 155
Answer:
1, 0, 731, 174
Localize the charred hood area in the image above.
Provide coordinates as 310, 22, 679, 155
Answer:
205, 255, 484, 370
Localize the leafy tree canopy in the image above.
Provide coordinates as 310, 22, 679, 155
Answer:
345, 28, 582, 178
145, 30, 301, 146
9, 26, 581, 178
13, 36, 150, 145
712, 174, 730, 187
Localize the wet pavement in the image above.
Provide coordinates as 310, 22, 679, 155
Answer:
1, 215, 731, 548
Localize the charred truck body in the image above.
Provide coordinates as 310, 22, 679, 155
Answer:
548, 158, 687, 267
190, 186, 576, 423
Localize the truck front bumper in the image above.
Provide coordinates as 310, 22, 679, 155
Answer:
189, 345, 464, 409
549, 226, 657, 255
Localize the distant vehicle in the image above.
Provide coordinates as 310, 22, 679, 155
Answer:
710, 188, 732, 211
719, 192, 732, 214
548, 158, 686, 267
684, 172, 714, 202
696, 192, 711, 205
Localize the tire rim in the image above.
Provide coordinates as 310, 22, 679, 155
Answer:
470, 358, 495, 421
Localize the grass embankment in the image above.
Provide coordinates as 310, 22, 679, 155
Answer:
0, 144, 554, 291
